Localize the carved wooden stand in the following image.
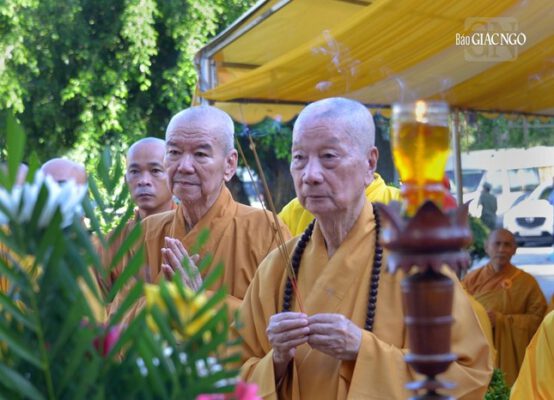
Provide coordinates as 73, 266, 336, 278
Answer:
374, 201, 472, 399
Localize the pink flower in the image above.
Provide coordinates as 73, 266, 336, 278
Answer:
196, 382, 261, 400
234, 382, 261, 400
92, 324, 123, 357
196, 395, 225, 400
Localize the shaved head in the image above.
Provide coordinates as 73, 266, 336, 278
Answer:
127, 137, 166, 164
293, 97, 375, 155
166, 105, 235, 153
41, 158, 87, 185
485, 228, 517, 271
486, 228, 516, 247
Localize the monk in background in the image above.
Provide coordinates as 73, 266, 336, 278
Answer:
463, 228, 546, 386
99, 137, 174, 294
236, 98, 492, 399
41, 158, 87, 185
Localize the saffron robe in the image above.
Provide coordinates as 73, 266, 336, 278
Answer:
467, 293, 496, 362
112, 186, 291, 320
279, 173, 400, 236
142, 187, 290, 303
463, 263, 546, 386
237, 202, 493, 400
510, 310, 554, 400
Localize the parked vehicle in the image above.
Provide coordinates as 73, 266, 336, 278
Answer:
504, 182, 553, 246
446, 147, 554, 227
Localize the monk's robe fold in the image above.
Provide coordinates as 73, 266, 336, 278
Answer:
279, 173, 399, 237
111, 186, 290, 320
463, 263, 546, 386
510, 310, 554, 399
237, 202, 492, 400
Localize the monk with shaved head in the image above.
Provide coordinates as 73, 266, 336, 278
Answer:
126, 137, 173, 219
113, 106, 290, 318
463, 228, 546, 386
41, 158, 87, 185
99, 137, 175, 294
278, 99, 399, 236
235, 98, 492, 399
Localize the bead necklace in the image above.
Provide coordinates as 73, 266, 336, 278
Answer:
282, 205, 383, 332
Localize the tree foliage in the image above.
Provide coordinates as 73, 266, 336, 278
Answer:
0, 0, 256, 162
460, 112, 554, 151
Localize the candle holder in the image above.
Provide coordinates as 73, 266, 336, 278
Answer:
376, 101, 472, 399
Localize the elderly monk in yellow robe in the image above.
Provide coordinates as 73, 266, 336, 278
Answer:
114, 106, 290, 318
463, 228, 546, 386
98, 137, 175, 294
279, 172, 399, 236
235, 97, 492, 400
510, 310, 554, 399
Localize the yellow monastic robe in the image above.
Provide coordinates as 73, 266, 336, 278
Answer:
510, 310, 554, 400
547, 294, 554, 314
279, 173, 400, 236
462, 263, 546, 386
113, 186, 291, 321
466, 293, 496, 363
237, 202, 492, 400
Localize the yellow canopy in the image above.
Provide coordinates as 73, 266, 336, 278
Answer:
195, 0, 554, 123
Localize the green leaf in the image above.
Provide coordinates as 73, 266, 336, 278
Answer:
159, 280, 184, 328
197, 253, 213, 275
150, 306, 178, 350
0, 364, 45, 400
26, 151, 41, 183
108, 246, 144, 303
109, 216, 141, 272
108, 280, 144, 326
73, 355, 102, 400
192, 286, 227, 327
106, 310, 146, 359
0, 292, 37, 332
5, 113, 25, 190
50, 296, 90, 360
0, 323, 42, 368
87, 178, 108, 222
199, 261, 223, 291
0, 255, 32, 296
57, 327, 96, 394
190, 228, 210, 254
137, 336, 168, 398
82, 196, 104, 237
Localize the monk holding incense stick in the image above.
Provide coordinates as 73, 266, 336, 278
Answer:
235, 98, 492, 399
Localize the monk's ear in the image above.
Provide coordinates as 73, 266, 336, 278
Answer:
363, 146, 379, 186
223, 149, 238, 182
